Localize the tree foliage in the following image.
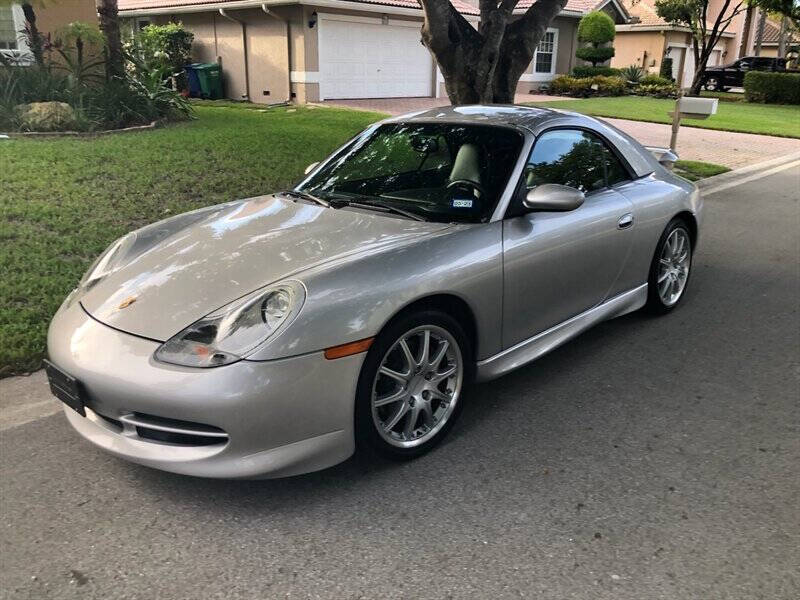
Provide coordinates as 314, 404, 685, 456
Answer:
655, 0, 748, 94
577, 10, 616, 44
575, 11, 616, 67
137, 22, 193, 76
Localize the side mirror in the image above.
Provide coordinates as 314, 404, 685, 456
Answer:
304, 161, 320, 175
523, 184, 585, 212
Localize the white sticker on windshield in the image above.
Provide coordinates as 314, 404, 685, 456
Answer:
452, 199, 473, 208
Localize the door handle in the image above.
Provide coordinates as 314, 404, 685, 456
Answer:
617, 213, 634, 229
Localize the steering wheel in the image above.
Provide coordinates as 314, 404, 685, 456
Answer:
447, 179, 486, 198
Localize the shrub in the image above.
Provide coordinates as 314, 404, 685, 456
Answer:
576, 11, 616, 67
50, 22, 107, 87
744, 71, 800, 104
640, 74, 673, 86
576, 46, 616, 67
571, 65, 620, 78
550, 75, 627, 97
620, 64, 645, 83
549, 76, 592, 96
135, 23, 194, 89
659, 57, 674, 81
635, 82, 678, 98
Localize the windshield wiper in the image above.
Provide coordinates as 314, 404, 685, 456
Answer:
279, 190, 330, 208
332, 197, 428, 222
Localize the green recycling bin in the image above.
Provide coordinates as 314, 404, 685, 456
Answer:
193, 63, 224, 100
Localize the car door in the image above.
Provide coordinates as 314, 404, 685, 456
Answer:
733, 58, 752, 86
501, 129, 636, 349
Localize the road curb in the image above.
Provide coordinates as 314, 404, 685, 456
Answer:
697, 151, 800, 190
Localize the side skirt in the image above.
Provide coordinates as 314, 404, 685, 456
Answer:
475, 284, 648, 382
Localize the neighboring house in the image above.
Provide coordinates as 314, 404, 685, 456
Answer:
0, 0, 98, 62
746, 17, 797, 57
117, 0, 628, 104
612, 0, 734, 87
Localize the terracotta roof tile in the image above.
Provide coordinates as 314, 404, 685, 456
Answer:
119, 0, 602, 16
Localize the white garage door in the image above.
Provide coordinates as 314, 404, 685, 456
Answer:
318, 16, 433, 100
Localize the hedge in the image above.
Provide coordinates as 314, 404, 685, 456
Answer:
744, 71, 800, 104
550, 75, 627, 97
571, 65, 621, 78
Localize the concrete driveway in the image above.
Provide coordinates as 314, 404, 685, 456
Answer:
1, 165, 799, 599
323, 96, 800, 170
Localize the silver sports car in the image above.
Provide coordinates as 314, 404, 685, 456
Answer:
46, 106, 702, 479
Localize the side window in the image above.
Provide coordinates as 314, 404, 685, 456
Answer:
524, 129, 611, 193
602, 142, 630, 187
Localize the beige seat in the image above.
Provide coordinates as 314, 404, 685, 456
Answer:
448, 144, 483, 196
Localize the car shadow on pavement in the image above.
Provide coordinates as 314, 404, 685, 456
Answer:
126, 308, 658, 513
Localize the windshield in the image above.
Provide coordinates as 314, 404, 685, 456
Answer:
297, 123, 524, 223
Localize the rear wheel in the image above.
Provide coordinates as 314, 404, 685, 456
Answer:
645, 219, 693, 314
703, 76, 726, 92
355, 310, 470, 460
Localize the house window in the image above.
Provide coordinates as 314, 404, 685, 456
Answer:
136, 18, 151, 31
534, 30, 557, 74
0, 5, 18, 50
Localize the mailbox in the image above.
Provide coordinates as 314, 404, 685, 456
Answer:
675, 96, 718, 120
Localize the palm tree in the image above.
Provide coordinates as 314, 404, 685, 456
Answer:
95, 0, 123, 80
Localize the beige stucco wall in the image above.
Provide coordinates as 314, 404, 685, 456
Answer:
36, 0, 97, 39
152, 9, 290, 104
612, 31, 668, 73
131, 7, 582, 103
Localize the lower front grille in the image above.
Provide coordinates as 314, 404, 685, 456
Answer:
94, 409, 228, 447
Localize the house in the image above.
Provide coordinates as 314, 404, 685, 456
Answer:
117, 0, 628, 104
611, 0, 735, 87
0, 0, 97, 61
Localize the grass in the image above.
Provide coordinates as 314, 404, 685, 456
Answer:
0, 104, 385, 376
529, 96, 800, 138
673, 160, 731, 182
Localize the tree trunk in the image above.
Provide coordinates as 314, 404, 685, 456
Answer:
419, 0, 567, 105
777, 16, 787, 58
20, 3, 44, 67
754, 9, 766, 56
96, 0, 124, 80
738, 5, 753, 57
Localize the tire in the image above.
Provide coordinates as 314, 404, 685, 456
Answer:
645, 218, 693, 314
703, 76, 720, 91
354, 309, 472, 460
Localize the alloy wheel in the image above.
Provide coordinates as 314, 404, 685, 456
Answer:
657, 228, 691, 307
371, 325, 463, 448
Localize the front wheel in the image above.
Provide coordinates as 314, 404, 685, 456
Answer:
645, 219, 693, 314
355, 310, 471, 460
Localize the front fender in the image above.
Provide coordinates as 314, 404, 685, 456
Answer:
246, 222, 504, 362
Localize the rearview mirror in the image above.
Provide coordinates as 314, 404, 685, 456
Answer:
304, 162, 320, 175
523, 184, 585, 212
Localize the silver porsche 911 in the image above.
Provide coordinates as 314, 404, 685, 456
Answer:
46, 106, 702, 479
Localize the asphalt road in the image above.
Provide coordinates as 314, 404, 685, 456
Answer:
2, 166, 799, 600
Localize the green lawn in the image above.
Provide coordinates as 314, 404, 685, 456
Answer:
0, 104, 384, 376
529, 96, 800, 138
673, 160, 731, 182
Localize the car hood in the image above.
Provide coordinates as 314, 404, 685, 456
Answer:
80, 195, 450, 341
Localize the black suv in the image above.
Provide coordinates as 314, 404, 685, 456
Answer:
702, 56, 788, 91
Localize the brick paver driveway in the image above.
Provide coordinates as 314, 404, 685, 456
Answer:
322, 96, 800, 170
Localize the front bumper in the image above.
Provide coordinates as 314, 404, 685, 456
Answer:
47, 301, 364, 479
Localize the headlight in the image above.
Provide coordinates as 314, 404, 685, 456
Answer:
154, 281, 305, 368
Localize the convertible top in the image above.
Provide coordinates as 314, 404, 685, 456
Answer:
388, 105, 659, 179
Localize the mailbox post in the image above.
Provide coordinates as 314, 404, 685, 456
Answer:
668, 94, 719, 151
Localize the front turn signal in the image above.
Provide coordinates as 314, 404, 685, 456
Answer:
324, 337, 374, 360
